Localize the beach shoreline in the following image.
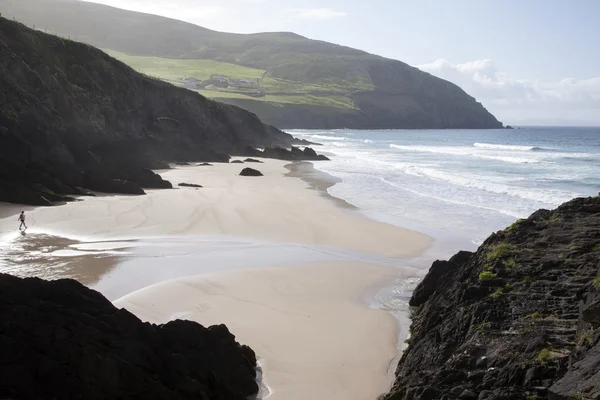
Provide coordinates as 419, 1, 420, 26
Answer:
0, 158, 434, 400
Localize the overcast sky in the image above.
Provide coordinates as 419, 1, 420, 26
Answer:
83, 0, 600, 126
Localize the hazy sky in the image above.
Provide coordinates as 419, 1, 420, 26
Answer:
83, 0, 600, 126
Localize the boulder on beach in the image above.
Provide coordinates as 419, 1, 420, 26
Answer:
0, 273, 259, 399
244, 158, 263, 163
120, 167, 173, 189
231, 160, 244, 164
84, 174, 146, 195
197, 163, 213, 166
239, 168, 263, 177
178, 182, 202, 188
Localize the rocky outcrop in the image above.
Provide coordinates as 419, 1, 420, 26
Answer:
0, 17, 295, 206
0, 273, 258, 400
178, 183, 202, 188
241, 146, 330, 161
383, 195, 600, 400
231, 160, 244, 164
244, 158, 263, 163
239, 168, 263, 177
549, 340, 600, 400
409, 251, 473, 308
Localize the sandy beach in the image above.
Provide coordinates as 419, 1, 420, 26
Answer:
116, 261, 404, 400
0, 159, 430, 257
0, 158, 433, 400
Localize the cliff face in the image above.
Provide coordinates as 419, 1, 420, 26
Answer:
0, 273, 258, 399
384, 195, 600, 400
0, 17, 294, 205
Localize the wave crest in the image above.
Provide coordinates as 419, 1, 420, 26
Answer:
473, 142, 543, 151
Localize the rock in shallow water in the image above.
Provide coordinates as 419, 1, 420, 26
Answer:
0, 274, 258, 400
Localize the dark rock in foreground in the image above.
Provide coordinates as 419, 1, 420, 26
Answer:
241, 146, 329, 161
178, 183, 202, 188
0, 274, 258, 400
383, 195, 600, 400
239, 168, 263, 177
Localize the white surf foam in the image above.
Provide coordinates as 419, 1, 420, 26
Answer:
379, 177, 524, 218
396, 165, 579, 206
304, 134, 350, 141
389, 144, 540, 164
473, 142, 541, 151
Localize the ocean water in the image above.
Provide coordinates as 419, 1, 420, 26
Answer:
289, 127, 600, 246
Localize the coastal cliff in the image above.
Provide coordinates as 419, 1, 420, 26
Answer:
0, 273, 258, 399
1, 0, 503, 130
0, 17, 305, 206
384, 195, 600, 399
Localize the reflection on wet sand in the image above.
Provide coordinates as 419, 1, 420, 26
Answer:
0, 233, 129, 286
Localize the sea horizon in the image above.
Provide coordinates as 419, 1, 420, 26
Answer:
289, 126, 600, 247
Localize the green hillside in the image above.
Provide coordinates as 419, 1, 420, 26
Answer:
102, 49, 358, 110
0, 0, 504, 129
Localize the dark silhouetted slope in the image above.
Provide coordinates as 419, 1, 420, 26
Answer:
0, 16, 295, 205
0, 273, 259, 399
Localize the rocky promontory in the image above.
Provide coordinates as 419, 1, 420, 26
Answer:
0, 274, 258, 399
384, 195, 600, 400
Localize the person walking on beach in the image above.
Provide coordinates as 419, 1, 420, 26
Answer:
18, 211, 27, 231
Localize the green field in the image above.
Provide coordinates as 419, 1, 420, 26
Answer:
103, 49, 265, 81
104, 49, 359, 109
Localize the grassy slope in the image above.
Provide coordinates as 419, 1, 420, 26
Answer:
0, 0, 503, 129
104, 49, 357, 109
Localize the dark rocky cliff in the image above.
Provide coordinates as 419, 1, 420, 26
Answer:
0, 273, 258, 399
0, 17, 296, 205
383, 195, 600, 400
